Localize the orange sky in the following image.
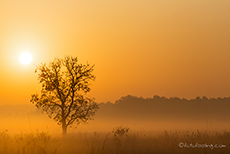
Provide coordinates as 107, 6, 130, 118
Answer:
0, 0, 230, 104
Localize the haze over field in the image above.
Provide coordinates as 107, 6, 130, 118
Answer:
1, 95, 230, 134
0, 1, 230, 153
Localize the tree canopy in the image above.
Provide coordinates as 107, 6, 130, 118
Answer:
31, 56, 99, 135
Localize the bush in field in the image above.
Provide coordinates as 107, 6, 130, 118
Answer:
112, 126, 130, 138
111, 126, 131, 154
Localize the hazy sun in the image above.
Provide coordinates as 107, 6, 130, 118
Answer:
19, 52, 33, 65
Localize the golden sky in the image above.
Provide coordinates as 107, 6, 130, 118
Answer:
0, 0, 230, 104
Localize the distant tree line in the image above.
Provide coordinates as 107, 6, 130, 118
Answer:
96, 95, 230, 121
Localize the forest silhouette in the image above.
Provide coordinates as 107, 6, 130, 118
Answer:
96, 95, 230, 121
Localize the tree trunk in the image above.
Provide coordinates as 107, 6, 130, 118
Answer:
62, 120, 67, 136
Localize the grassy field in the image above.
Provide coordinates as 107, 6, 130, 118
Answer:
0, 128, 229, 154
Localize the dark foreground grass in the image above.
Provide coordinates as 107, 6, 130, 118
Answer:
0, 129, 230, 154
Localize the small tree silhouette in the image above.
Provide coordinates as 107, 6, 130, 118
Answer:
30, 56, 99, 136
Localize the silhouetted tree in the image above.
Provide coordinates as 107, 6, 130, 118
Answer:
30, 56, 99, 135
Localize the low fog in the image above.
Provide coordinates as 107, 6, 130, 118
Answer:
1, 95, 230, 135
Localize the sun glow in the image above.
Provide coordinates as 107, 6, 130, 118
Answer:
19, 52, 33, 65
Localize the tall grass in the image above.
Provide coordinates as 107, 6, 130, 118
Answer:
0, 129, 229, 154
0, 130, 59, 154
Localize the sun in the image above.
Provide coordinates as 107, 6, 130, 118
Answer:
19, 52, 33, 65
